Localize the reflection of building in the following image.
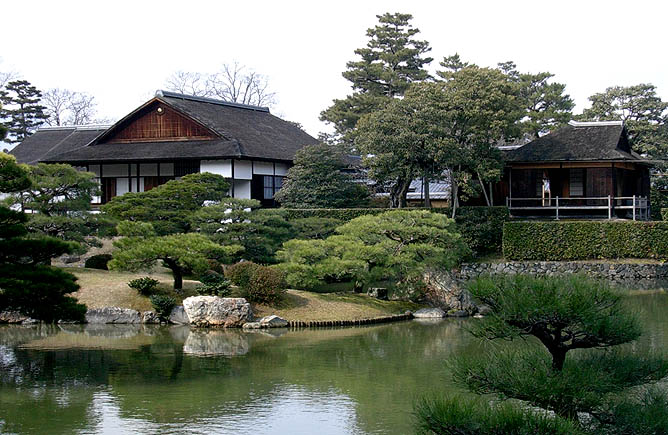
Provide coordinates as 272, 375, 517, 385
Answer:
11, 91, 317, 207
497, 121, 651, 219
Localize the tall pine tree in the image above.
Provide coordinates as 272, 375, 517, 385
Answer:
1, 80, 48, 143
320, 12, 432, 146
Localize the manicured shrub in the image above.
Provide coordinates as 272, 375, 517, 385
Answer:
196, 270, 232, 297
290, 217, 343, 240
149, 294, 176, 320
84, 254, 113, 270
128, 277, 160, 296
413, 395, 583, 435
503, 221, 668, 260
662, 208, 668, 221
225, 261, 261, 288
279, 206, 509, 255
244, 266, 286, 304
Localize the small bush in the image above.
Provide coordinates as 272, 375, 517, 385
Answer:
413, 395, 583, 435
225, 261, 261, 288
197, 271, 232, 297
149, 294, 176, 320
503, 221, 668, 260
84, 254, 113, 270
128, 277, 160, 296
244, 266, 286, 304
290, 217, 343, 240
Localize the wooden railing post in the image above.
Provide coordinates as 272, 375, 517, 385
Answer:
608, 195, 612, 220
555, 196, 559, 220
633, 195, 636, 221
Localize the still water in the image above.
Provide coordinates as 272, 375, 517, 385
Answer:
0, 292, 666, 434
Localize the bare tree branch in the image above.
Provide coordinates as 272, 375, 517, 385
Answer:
164, 71, 211, 97
43, 88, 99, 126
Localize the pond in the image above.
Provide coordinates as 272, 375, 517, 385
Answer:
0, 291, 666, 434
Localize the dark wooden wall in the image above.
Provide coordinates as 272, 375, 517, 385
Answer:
104, 104, 216, 143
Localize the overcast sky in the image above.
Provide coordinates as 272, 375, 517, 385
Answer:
2, 0, 667, 142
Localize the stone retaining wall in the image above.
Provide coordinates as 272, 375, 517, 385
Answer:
460, 261, 668, 288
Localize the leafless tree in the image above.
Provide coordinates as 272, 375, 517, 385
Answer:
43, 88, 98, 126
0, 70, 20, 90
164, 71, 211, 97
164, 62, 277, 108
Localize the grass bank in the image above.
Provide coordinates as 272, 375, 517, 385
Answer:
65, 267, 422, 321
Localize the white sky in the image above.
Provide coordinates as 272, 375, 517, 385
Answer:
2, 0, 667, 141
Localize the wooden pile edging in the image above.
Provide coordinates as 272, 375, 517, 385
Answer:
287, 312, 413, 329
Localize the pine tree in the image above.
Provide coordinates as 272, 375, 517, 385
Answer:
0, 80, 48, 143
320, 12, 432, 145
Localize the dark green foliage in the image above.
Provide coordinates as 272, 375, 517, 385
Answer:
244, 266, 286, 304
452, 348, 668, 420
468, 275, 641, 370
290, 217, 343, 240
0, 80, 48, 143
503, 221, 668, 260
279, 206, 509, 255
277, 210, 470, 294
320, 12, 432, 145
605, 388, 668, 434
127, 277, 160, 296
196, 271, 232, 297
26, 214, 117, 253
102, 173, 230, 235
225, 262, 261, 288
84, 254, 113, 270
651, 179, 668, 220
414, 395, 583, 435
190, 200, 293, 264
662, 208, 668, 221
0, 153, 85, 322
149, 295, 176, 321
274, 143, 369, 208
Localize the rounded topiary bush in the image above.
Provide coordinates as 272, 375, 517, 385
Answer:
84, 254, 113, 270
245, 266, 286, 304
197, 271, 232, 297
225, 261, 261, 288
128, 277, 160, 296
149, 294, 176, 321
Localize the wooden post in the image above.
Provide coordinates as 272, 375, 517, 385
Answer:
633, 195, 636, 221
555, 196, 559, 220
608, 195, 612, 220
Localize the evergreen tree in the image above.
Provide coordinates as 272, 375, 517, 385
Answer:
0, 80, 48, 143
0, 153, 86, 322
274, 143, 369, 208
320, 12, 432, 146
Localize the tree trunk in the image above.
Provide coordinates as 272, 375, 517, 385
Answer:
163, 258, 183, 291
450, 172, 459, 218
477, 171, 491, 207
550, 348, 567, 372
398, 179, 410, 208
423, 175, 431, 208
391, 178, 411, 208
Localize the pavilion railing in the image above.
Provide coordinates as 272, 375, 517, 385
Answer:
506, 195, 649, 220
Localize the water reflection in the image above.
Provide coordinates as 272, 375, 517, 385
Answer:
1, 293, 665, 434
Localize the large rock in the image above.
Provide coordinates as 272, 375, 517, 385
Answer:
243, 315, 288, 329
422, 269, 477, 315
183, 296, 252, 328
141, 311, 160, 324
366, 287, 388, 300
168, 306, 190, 324
0, 310, 37, 324
85, 307, 141, 324
413, 307, 446, 318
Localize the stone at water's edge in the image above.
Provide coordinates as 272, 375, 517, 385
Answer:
243, 315, 288, 329
422, 269, 477, 315
141, 311, 160, 324
413, 307, 446, 318
0, 310, 38, 325
366, 287, 388, 300
168, 306, 190, 324
86, 307, 142, 324
183, 296, 252, 328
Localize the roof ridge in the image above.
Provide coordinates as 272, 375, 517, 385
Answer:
36, 124, 111, 132
156, 90, 270, 113
568, 120, 623, 127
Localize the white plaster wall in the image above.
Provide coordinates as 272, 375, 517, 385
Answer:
201, 160, 232, 178
234, 180, 251, 199
253, 161, 274, 176
102, 164, 128, 177
140, 163, 158, 176
139, 177, 145, 192
275, 163, 289, 176
234, 160, 252, 180
160, 163, 174, 176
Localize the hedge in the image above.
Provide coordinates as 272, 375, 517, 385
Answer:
275, 206, 510, 256
662, 208, 668, 221
503, 221, 668, 261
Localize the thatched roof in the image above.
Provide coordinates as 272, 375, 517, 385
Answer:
32, 90, 316, 164
10, 126, 108, 165
506, 121, 645, 163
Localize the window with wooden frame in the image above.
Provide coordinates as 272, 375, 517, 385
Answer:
569, 169, 584, 196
